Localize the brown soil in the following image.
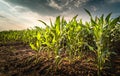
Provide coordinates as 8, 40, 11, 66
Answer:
0, 43, 119, 76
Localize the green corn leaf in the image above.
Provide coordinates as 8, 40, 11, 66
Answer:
55, 16, 60, 26
73, 15, 78, 20
37, 32, 41, 40
99, 14, 104, 27
50, 18, 54, 28
79, 19, 83, 24
105, 13, 112, 23
55, 16, 61, 35
95, 16, 99, 22
51, 31, 56, 44
38, 20, 49, 27
91, 18, 97, 26
84, 8, 92, 18
84, 42, 94, 51
110, 17, 119, 25
30, 43, 37, 51
35, 26, 41, 30
36, 41, 39, 48
62, 16, 67, 26
61, 16, 66, 31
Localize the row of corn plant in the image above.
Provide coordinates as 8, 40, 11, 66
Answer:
0, 28, 39, 45
29, 9, 120, 76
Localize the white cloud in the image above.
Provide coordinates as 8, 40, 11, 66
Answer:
48, 0, 62, 10
0, 0, 12, 8
74, 0, 89, 7
91, 6, 97, 12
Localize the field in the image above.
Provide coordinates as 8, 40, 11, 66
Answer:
0, 10, 120, 76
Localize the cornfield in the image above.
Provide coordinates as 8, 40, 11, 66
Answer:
0, 9, 120, 76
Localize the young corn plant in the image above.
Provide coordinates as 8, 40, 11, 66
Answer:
37, 16, 68, 66
39, 16, 64, 55
85, 9, 119, 76
64, 15, 86, 60
30, 31, 43, 52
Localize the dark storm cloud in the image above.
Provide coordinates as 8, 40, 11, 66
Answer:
84, 0, 120, 17
4, 0, 61, 15
4, 0, 91, 16
3, 0, 120, 17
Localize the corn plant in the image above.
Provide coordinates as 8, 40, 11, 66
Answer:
64, 15, 86, 59
85, 9, 119, 76
29, 27, 45, 53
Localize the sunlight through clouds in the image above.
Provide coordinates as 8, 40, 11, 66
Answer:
0, 0, 120, 31
48, 0, 63, 10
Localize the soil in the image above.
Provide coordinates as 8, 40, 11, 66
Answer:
0, 42, 120, 76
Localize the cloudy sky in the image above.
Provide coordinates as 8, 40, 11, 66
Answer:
0, 0, 120, 31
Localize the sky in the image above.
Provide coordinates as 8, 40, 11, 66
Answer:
0, 0, 120, 31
